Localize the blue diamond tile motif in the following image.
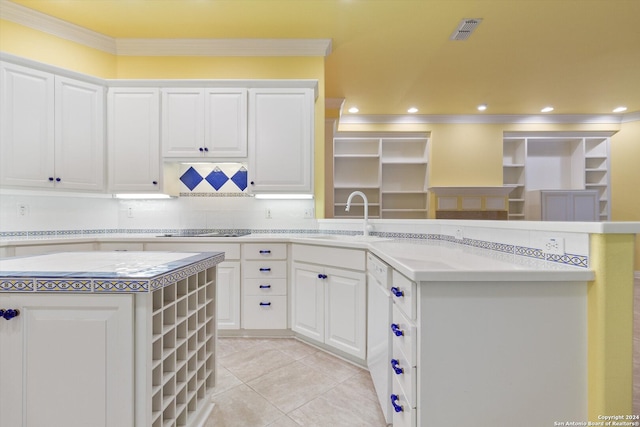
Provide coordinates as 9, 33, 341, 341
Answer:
180, 166, 204, 191
205, 167, 229, 191
231, 167, 248, 191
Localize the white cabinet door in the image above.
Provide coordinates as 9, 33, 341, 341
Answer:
0, 63, 105, 191
0, 61, 55, 188
324, 266, 366, 359
291, 262, 324, 342
217, 261, 241, 329
205, 88, 247, 157
108, 87, 162, 192
55, 76, 105, 191
248, 88, 313, 193
0, 293, 134, 427
161, 88, 205, 157
162, 88, 247, 159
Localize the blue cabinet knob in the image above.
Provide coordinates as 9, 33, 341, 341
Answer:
390, 394, 403, 413
390, 323, 404, 337
152, 181, 158, 185
391, 286, 404, 298
391, 359, 404, 375
48, 177, 54, 181
1, 309, 20, 320
55, 177, 61, 182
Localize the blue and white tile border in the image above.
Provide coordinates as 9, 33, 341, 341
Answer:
0, 253, 225, 294
0, 227, 589, 269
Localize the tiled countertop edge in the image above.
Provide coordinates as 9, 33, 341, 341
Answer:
0, 252, 225, 294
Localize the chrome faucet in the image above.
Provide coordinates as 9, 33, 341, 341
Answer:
345, 191, 370, 236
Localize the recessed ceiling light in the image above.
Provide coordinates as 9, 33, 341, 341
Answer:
348, 106, 359, 113
407, 107, 418, 113
613, 106, 627, 113
477, 104, 487, 111
541, 106, 554, 113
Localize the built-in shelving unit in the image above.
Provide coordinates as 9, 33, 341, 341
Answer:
502, 133, 611, 221
333, 133, 429, 219
148, 266, 216, 427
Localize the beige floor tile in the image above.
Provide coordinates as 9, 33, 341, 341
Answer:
248, 360, 338, 413
217, 337, 279, 358
265, 415, 302, 427
270, 338, 321, 360
218, 346, 297, 383
211, 364, 243, 396
333, 369, 380, 404
288, 384, 387, 427
207, 384, 285, 427
298, 349, 365, 382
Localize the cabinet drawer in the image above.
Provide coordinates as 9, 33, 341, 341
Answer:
390, 347, 417, 407
391, 270, 416, 320
390, 375, 417, 427
243, 243, 287, 260
292, 244, 365, 271
243, 260, 287, 278
243, 278, 287, 296
243, 295, 287, 329
391, 303, 417, 367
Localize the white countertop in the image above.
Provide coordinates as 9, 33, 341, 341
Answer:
0, 233, 595, 283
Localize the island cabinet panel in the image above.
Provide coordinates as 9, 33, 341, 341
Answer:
0, 293, 134, 427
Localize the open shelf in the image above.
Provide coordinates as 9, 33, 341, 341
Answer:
148, 267, 216, 427
502, 134, 611, 221
332, 133, 429, 219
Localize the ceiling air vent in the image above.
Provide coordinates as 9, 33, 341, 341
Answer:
450, 18, 483, 41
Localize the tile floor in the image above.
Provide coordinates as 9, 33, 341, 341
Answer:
207, 278, 640, 426
205, 337, 388, 427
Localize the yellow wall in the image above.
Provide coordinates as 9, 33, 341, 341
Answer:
611, 120, 640, 270
0, 20, 117, 77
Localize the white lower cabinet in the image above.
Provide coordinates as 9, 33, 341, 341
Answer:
241, 243, 288, 329
0, 293, 134, 427
144, 242, 241, 330
291, 244, 366, 360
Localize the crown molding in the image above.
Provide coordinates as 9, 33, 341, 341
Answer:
338, 113, 638, 125
115, 38, 332, 57
0, 0, 117, 53
0, 0, 331, 57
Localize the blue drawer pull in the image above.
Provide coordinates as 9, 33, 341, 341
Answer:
1, 309, 20, 320
317, 274, 328, 279
390, 359, 404, 375
259, 250, 271, 254
390, 323, 404, 337
390, 394, 403, 413
259, 268, 271, 272
391, 286, 404, 298
259, 284, 271, 289
259, 302, 271, 306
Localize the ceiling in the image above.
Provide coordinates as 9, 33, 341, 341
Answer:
5, 0, 640, 116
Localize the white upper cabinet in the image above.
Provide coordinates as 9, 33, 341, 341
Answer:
162, 88, 248, 159
0, 62, 104, 191
54, 76, 105, 191
248, 88, 314, 194
107, 87, 162, 192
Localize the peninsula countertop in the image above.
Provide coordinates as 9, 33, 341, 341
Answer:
0, 251, 225, 293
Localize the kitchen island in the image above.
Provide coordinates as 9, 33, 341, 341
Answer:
0, 251, 224, 427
